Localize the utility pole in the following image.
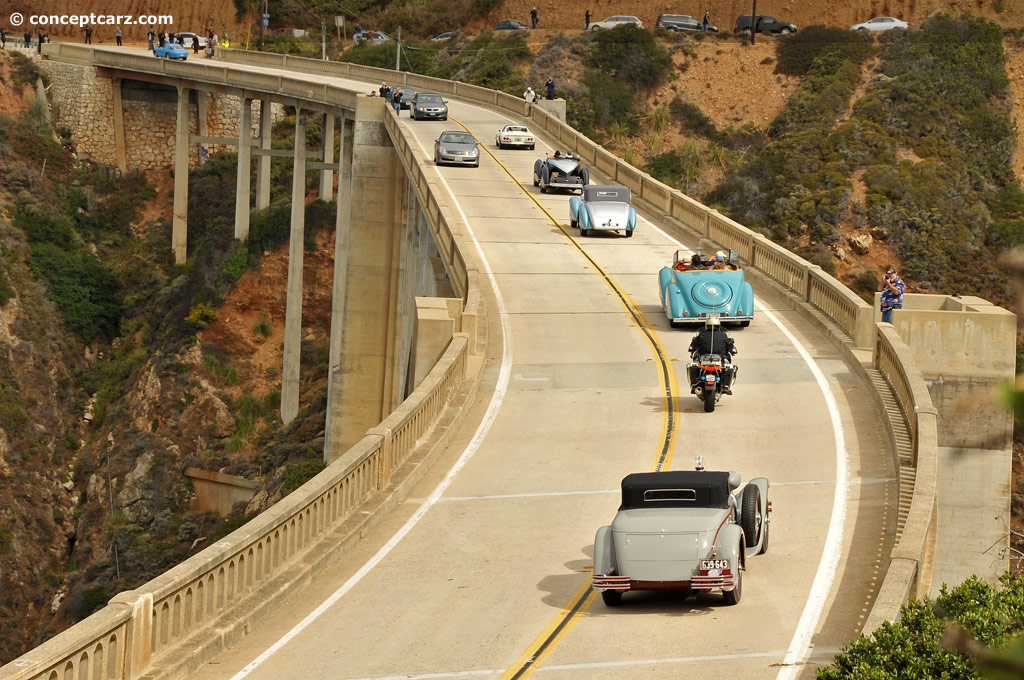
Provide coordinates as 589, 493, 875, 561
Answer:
395, 26, 401, 71
751, 0, 757, 45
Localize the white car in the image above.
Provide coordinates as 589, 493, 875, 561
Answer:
850, 17, 908, 31
589, 15, 643, 30
495, 125, 535, 150
175, 31, 207, 48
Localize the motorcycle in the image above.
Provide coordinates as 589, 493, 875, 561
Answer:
686, 352, 737, 413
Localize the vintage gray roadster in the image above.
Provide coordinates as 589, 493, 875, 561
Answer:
569, 184, 636, 237
533, 151, 590, 194
592, 459, 770, 606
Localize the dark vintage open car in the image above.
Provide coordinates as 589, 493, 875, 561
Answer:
533, 152, 590, 194
592, 459, 770, 606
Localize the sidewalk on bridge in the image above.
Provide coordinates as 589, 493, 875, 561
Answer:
930, 445, 1011, 597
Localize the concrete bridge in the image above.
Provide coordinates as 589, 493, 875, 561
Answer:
0, 42, 1015, 680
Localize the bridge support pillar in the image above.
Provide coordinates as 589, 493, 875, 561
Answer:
255, 99, 272, 209
172, 85, 190, 265
325, 113, 351, 462
325, 97, 403, 461
197, 91, 209, 164
235, 97, 252, 240
320, 112, 335, 202
281, 112, 307, 424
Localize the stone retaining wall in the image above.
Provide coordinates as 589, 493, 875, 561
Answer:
33, 55, 284, 169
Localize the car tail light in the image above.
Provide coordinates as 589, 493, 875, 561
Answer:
657, 20, 663, 26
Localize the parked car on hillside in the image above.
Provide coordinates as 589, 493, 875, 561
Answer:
733, 15, 797, 34
411, 93, 448, 120
153, 43, 188, 60
353, 30, 393, 44
850, 16, 908, 31
494, 19, 530, 31
589, 15, 643, 30
431, 32, 453, 42
592, 459, 771, 606
434, 131, 480, 167
656, 14, 717, 33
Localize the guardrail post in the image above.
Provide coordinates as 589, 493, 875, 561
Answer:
107, 590, 153, 676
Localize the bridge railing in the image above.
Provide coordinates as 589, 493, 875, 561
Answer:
3, 47, 483, 680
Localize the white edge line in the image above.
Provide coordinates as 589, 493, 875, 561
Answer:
227, 117, 515, 680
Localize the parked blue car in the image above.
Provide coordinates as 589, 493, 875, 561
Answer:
569, 184, 636, 237
153, 43, 188, 60
659, 248, 754, 327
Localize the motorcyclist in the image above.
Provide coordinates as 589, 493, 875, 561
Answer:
688, 317, 738, 393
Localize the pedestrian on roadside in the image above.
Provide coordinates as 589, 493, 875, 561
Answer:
115, 26, 122, 46
147, 29, 155, 50
879, 266, 905, 324
544, 76, 555, 100
523, 86, 537, 103
379, 82, 391, 99
530, 6, 539, 29
84, 24, 93, 44
585, 9, 591, 29
24, 31, 31, 48
168, 31, 176, 45
392, 87, 403, 115
158, 30, 166, 47
192, 35, 200, 53
702, 11, 710, 33
36, 31, 42, 53
0, 27, 6, 50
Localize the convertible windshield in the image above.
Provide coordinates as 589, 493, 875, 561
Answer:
506, 126, 528, 132
418, 94, 443, 104
440, 133, 475, 144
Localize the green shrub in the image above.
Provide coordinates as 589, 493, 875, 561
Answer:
0, 266, 14, 306
589, 24, 671, 90
774, 25, 874, 77
282, 459, 326, 493
253, 316, 272, 337
669, 97, 718, 139
185, 302, 217, 330
583, 71, 636, 130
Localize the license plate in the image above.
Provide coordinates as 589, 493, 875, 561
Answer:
700, 559, 729, 570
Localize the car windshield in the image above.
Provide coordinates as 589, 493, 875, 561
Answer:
418, 95, 443, 104
506, 126, 528, 133
401, 89, 416, 97
440, 133, 474, 144
585, 187, 628, 202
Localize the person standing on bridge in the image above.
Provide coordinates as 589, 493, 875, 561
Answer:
192, 34, 200, 54
391, 87, 403, 115
879, 266, 904, 324
147, 28, 155, 50
585, 9, 591, 29
115, 26, 122, 46
545, 76, 555, 100
0, 27, 6, 50
84, 24, 93, 44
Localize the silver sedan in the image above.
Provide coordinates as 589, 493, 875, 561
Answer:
433, 131, 480, 168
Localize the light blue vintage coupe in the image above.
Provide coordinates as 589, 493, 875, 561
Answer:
569, 184, 636, 237
659, 248, 754, 327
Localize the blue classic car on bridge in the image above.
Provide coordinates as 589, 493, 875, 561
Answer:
659, 248, 754, 327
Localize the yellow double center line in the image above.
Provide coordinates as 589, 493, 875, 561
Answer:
447, 117, 683, 678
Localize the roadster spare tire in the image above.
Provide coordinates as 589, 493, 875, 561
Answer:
740, 484, 762, 548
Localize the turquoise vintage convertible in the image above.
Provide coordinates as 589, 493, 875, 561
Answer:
658, 249, 754, 327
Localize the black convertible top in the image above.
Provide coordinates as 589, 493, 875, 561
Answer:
619, 470, 731, 510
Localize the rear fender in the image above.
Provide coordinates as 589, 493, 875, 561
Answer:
658, 267, 675, 306
627, 207, 637, 232
739, 477, 770, 553
580, 207, 591, 229
715, 523, 745, 572
593, 525, 616, 575
569, 196, 582, 220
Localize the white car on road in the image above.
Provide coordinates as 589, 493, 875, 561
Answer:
589, 15, 643, 30
495, 125, 535, 150
850, 17, 908, 31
